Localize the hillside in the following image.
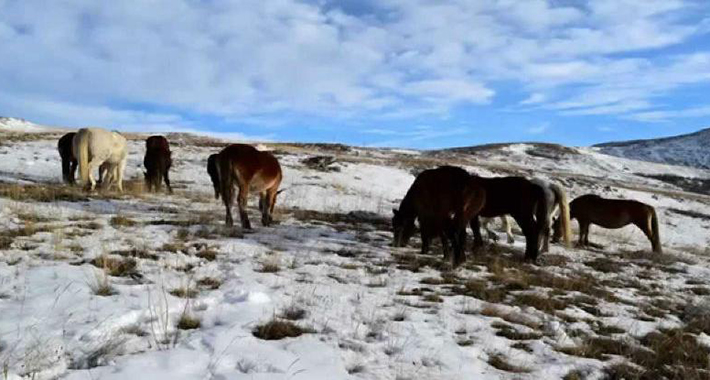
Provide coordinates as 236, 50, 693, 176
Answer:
595, 127, 710, 170
1, 121, 710, 379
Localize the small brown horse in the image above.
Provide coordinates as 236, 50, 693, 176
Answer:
468, 176, 549, 262
207, 144, 282, 229
143, 136, 172, 193
554, 194, 662, 253
392, 166, 486, 267
58, 132, 77, 184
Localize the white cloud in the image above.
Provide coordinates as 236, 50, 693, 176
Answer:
0, 0, 707, 127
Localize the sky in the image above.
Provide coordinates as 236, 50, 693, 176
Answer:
1, 0, 709, 149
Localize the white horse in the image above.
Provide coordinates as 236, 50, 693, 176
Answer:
480, 216, 515, 244
73, 128, 128, 191
531, 178, 572, 252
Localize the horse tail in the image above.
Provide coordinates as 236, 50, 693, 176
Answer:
74, 129, 90, 185
217, 154, 233, 206
207, 154, 221, 199
650, 207, 662, 253
550, 183, 572, 247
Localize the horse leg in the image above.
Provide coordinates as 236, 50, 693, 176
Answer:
450, 226, 467, 267
502, 216, 514, 244
237, 185, 251, 229
439, 230, 451, 262
579, 221, 590, 246
259, 191, 271, 226
469, 217, 484, 252
86, 158, 104, 191
633, 220, 655, 252
116, 158, 126, 192
164, 167, 172, 194
515, 214, 539, 262
420, 228, 431, 256
69, 160, 77, 185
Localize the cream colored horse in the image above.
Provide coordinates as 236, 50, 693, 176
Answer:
72, 128, 128, 191
480, 216, 515, 244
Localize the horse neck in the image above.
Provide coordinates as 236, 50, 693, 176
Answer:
398, 191, 417, 218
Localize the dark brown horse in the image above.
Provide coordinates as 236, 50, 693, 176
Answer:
207, 144, 282, 229
468, 176, 549, 262
143, 136, 173, 194
554, 194, 662, 253
392, 166, 486, 267
58, 132, 77, 184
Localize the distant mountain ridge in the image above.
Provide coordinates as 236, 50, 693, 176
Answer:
594, 128, 710, 170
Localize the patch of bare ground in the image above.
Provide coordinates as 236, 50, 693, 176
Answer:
0, 182, 88, 202
480, 306, 541, 330
90, 255, 137, 277
252, 318, 314, 340
289, 208, 390, 232
487, 353, 531, 373
196, 277, 222, 290
111, 248, 159, 261
0, 223, 51, 249
491, 321, 542, 340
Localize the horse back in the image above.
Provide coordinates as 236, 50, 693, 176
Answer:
219, 144, 282, 191
146, 135, 170, 152
406, 166, 476, 222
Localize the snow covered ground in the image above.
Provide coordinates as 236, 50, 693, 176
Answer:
1, 122, 710, 379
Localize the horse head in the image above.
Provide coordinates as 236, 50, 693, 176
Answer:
391, 208, 415, 248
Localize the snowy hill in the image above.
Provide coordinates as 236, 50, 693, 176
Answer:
595, 127, 710, 170
1, 122, 710, 379
0, 117, 58, 133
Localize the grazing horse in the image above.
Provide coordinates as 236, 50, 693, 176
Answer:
531, 178, 572, 252
73, 128, 128, 191
468, 176, 549, 262
392, 166, 486, 267
58, 132, 77, 185
480, 216, 515, 244
143, 135, 172, 193
554, 194, 662, 253
207, 144, 282, 229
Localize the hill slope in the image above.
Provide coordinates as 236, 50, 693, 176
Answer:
595, 128, 710, 169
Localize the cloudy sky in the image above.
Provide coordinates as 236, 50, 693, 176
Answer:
1, 0, 709, 148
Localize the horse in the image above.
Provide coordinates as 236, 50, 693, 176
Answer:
392, 166, 486, 267
58, 132, 78, 185
468, 176, 549, 262
143, 135, 172, 194
207, 144, 282, 229
72, 128, 128, 192
554, 194, 662, 253
480, 216, 515, 244
530, 178, 572, 252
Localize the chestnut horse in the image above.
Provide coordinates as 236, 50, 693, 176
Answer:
143, 135, 172, 193
554, 194, 662, 253
468, 176, 549, 262
392, 166, 486, 267
58, 132, 77, 185
207, 144, 282, 229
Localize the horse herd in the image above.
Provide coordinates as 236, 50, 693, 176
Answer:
56, 127, 662, 267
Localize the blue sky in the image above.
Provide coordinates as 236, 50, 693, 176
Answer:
1, 0, 709, 149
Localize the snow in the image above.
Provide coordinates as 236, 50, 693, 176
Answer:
1, 124, 710, 379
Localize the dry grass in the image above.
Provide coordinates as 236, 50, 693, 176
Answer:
0, 182, 90, 203
196, 277, 222, 290
195, 248, 218, 261
176, 314, 201, 330
88, 270, 117, 296
491, 322, 542, 340
252, 318, 313, 340
487, 353, 531, 373
91, 255, 137, 277
255, 260, 281, 273
169, 287, 198, 299
110, 215, 137, 228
